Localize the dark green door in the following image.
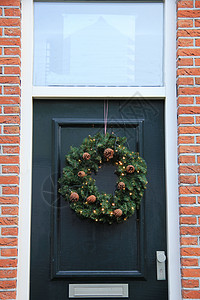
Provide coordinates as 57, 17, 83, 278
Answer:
31, 99, 167, 300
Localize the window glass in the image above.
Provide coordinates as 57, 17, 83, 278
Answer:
33, 2, 163, 87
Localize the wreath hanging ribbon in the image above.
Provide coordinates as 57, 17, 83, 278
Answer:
59, 132, 147, 224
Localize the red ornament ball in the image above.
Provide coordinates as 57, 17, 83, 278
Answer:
87, 195, 96, 203
83, 152, 91, 160
78, 171, 86, 178
104, 148, 114, 159
126, 165, 135, 173
113, 209, 123, 217
118, 182, 125, 190
70, 192, 79, 202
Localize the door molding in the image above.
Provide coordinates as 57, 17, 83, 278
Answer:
18, 0, 181, 299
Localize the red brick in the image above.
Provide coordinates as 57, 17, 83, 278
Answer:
178, 10, 200, 18
178, 0, 193, 8
179, 196, 196, 204
195, 77, 200, 84
177, 19, 193, 28
195, 39, 200, 47
182, 290, 200, 299
0, 136, 19, 144
195, 19, 200, 27
2, 166, 19, 174
178, 116, 194, 124
3, 126, 19, 134
177, 58, 193, 67
0, 156, 19, 164
2, 227, 18, 236
4, 8, 21, 17
178, 38, 194, 47
0, 269, 17, 278
4, 86, 20, 95
4, 106, 20, 114
4, 28, 21, 37
1, 248, 17, 257
179, 175, 196, 184
0, 291, 16, 299
179, 155, 196, 164
0, 18, 20, 27
179, 87, 200, 95
4, 67, 20, 75
0, 177, 19, 185
178, 136, 194, 144
196, 97, 200, 104
178, 48, 200, 56
180, 186, 200, 194
181, 237, 198, 245
0, 238, 17, 246
179, 106, 200, 114
0, 280, 16, 289
0, 259, 17, 268
196, 136, 200, 143
177, 96, 194, 105
0, 57, 20, 65
0, 76, 20, 84
4, 48, 20, 57
0, 0, 20, 5
180, 226, 200, 235
182, 279, 199, 288
179, 146, 200, 154
181, 258, 199, 266
2, 186, 19, 195
196, 0, 200, 8
0, 197, 18, 205
177, 77, 194, 85
0, 217, 18, 226
0, 9, 2, 16
3, 146, 20, 154
0, 116, 20, 125
178, 68, 200, 76
179, 126, 200, 134
0, 97, 20, 105
2, 206, 18, 216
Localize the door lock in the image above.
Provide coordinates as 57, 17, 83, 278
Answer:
156, 251, 166, 280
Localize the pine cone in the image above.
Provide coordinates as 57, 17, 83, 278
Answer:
118, 182, 125, 190
83, 152, 91, 160
126, 165, 135, 173
113, 209, 123, 217
87, 195, 96, 203
104, 148, 114, 159
78, 171, 86, 178
70, 192, 79, 202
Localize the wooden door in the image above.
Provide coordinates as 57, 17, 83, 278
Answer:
30, 99, 167, 300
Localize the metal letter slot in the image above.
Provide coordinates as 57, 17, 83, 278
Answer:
156, 251, 166, 280
69, 284, 129, 298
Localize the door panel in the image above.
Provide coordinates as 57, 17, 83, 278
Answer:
31, 99, 167, 300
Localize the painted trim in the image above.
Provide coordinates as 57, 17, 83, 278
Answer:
164, 0, 182, 299
18, 1, 181, 300
17, 0, 34, 299
32, 87, 166, 98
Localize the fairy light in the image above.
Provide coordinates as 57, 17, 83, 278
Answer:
93, 210, 96, 213
130, 192, 132, 195
80, 211, 83, 214
119, 161, 123, 165
110, 212, 113, 215
95, 219, 98, 222
122, 173, 124, 176
123, 156, 125, 159
115, 162, 118, 165
123, 166, 125, 169
131, 207, 134, 210
112, 203, 115, 206
101, 208, 104, 211
85, 201, 88, 205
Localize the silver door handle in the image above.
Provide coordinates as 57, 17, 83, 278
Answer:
156, 251, 166, 280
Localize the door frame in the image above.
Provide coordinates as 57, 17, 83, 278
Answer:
18, 0, 181, 299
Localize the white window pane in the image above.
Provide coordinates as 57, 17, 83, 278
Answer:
33, 2, 163, 87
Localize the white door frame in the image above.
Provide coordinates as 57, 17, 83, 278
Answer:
17, 0, 181, 299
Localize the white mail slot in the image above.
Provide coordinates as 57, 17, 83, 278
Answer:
69, 284, 129, 298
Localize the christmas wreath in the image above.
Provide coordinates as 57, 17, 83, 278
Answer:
59, 132, 147, 224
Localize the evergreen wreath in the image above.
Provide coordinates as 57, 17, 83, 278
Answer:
59, 132, 147, 224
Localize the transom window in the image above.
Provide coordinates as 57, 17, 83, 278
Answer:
33, 1, 163, 87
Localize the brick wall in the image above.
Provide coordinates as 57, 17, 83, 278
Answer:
0, 0, 20, 299
177, 0, 200, 299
